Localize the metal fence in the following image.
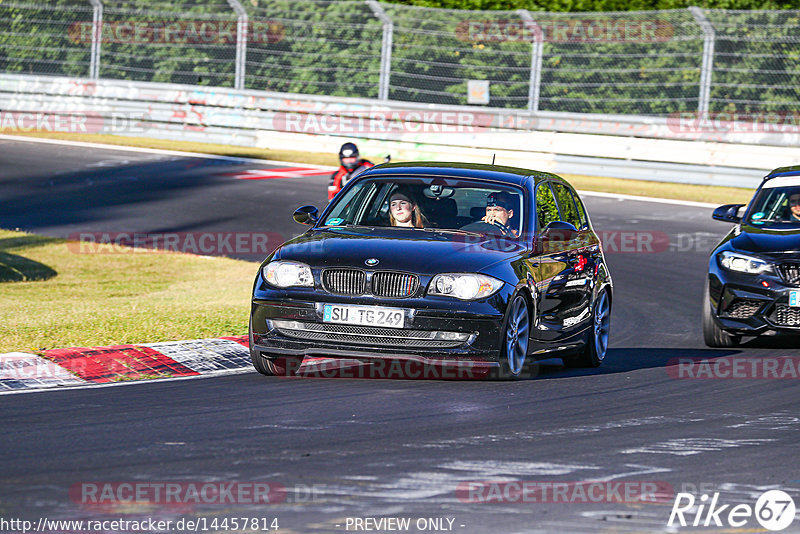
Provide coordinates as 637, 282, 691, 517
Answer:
1, 1, 798, 117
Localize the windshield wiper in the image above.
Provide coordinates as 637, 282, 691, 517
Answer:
422, 228, 484, 237
320, 224, 374, 231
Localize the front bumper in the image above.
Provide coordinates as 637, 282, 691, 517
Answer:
709, 267, 800, 335
250, 298, 506, 364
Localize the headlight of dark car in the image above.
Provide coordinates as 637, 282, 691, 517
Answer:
428, 273, 503, 300
718, 251, 773, 275
262, 261, 314, 288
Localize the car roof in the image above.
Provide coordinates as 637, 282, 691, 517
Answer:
766, 165, 800, 179
361, 161, 559, 187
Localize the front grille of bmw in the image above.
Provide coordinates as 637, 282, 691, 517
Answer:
778, 263, 800, 285
773, 305, 800, 327
271, 320, 471, 348
322, 269, 367, 295
372, 271, 420, 298
322, 268, 419, 298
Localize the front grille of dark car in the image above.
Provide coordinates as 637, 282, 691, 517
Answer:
778, 263, 800, 285
321, 269, 419, 298
372, 271, 419, 298
322, 269, 366, 295
722, 298, 762, 319
773, 305, 800, 327
274, 322, 467, 348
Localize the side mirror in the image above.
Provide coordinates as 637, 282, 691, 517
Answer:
712, 204, 745, 224
536, 221, 578, 254
293, 205, 319, 225
543, 220, 578, 235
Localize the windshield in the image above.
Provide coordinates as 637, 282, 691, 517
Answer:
747, 185, 800, 228
322, 176, 525, 238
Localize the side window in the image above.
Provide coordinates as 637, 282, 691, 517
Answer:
536, 183, 560, 231
572, 192, 589, 228
552, 183, 583, 229
362, 183, 394, 226
326, 182, 378, 224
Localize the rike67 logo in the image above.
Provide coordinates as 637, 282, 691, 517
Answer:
668, 490, 796, 531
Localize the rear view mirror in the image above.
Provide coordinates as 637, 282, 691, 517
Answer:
293, 205, 319, 225
423, 185, 455, 199
712, 204, 745, 223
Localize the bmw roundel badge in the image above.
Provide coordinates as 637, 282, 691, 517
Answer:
365, 258, 380, 267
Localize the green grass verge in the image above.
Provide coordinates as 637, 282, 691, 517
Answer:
0, 229, 254, 353
5, 132, 753, 205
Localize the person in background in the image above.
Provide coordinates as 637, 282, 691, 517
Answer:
328, 142, 374, 200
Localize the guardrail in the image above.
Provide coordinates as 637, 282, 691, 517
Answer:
3, 3, 799, 118
2, 73, 798, 188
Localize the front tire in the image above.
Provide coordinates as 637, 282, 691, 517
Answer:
565, 289, 611, 368
252, 350, 304, 376
249, 317, 303, 376
496, 293, 531, 379
702, 282, 741, 347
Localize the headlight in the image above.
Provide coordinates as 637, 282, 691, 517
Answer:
718, 251, 772, 274
262, 261, 314, 288
428, 273, 503, 300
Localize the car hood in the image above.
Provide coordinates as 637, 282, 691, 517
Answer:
731, 226, 800, 259
274, 227, 526, 276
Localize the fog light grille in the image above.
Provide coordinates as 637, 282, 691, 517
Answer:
722, 298, 762, 319
774, 304, 800, 326
272, 320, 471, 348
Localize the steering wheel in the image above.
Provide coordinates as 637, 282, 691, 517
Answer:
459, 220, 515, 237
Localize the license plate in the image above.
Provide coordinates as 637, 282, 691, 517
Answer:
323, 304, 405, 328
790, 291, 800, 307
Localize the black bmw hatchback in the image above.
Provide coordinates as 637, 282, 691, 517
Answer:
249, 162, 613, 378
704, 165, 800, 346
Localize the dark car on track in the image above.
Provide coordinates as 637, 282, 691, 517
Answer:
704, 165, 800, 347
249, 162, 613, 378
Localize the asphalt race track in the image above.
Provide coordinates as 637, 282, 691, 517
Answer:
1, 137, 799, 533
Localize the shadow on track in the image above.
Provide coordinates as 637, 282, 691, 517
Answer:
0, 157, 245, 231
0, 235, 59, 282
519, 341, 800, 381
